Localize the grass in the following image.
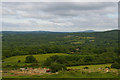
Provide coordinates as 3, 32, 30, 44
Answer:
3, 53, 68, 66
67, 64, 111, 70
71, 41, 85, 44
3, 64, 120, 78
39, 71, 118, 78
2, 53, 120, 78
3, 71, 119, 78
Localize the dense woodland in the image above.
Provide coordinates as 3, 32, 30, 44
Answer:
2, 30, 120, 66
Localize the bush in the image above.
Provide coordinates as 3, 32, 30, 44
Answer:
18, 60, 21, 63
13, 64, 19, 70
5, 64, 12, 68
43, 55, 66, 66
29, 63, 39, 68
25, 55, 37, 63
43, 58, 53, 66
84, 56, 94, 63
49, 63, 67, 73
116, 56, 120, 64
111, 63, 120, 69
105, 66, 111, 69
83, 67, 89, 69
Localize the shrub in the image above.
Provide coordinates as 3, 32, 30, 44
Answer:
43, 58, 53, 66
13, 64, 19, 70
18, 60, 21, 63
83, 67, 89, 69
49, 63, 67, 73
29, 63, 39, 68
105, 66, 111, 69
25, 55, 37, 63
43, 55, 66, 66
84, 56, 94, 63
5, 64, 12, 68
111, 63, 120, 69
116, 56, 120, 64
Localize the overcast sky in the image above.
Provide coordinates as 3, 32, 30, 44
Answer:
2, 2, 118, 32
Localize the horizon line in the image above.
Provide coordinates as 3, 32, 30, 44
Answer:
1, 29, 119, 32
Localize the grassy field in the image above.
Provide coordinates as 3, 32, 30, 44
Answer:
33, 64, 120, 78
2, 53, 120, 78
3, 72, 119, 78
3, 64, 120, 78
67, 64, 119, 73
67, 64, 111, 70
39, 71, 119, 78
3, 53, 68, 66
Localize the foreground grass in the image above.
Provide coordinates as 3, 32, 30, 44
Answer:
40, 71, 119, 78
3, 71, 119, 78
3, 64, 120, 78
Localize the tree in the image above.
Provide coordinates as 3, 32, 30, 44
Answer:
84, 56, 94, 63
56, 56, 66, 64
49, 63, 67, 73
111, 62, 120, 69
43, 58, 53, 66
43, 55, 66, 66
25, 55, 37, 63
116, 56, 120, 64
111, 56, 120, 69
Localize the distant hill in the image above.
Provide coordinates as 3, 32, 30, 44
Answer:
82, 30, 95, 32
2, 29, 119, 34
2, 30, 96, 33
2, 29, 119, 58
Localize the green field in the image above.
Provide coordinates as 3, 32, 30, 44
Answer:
39, 71, 119, 78
3, 72, 119, 78
3, 53, 68, 66
68, 64, 111, 70
36, 64, 119, 78
3, 54, 120, 78
3, 64, 120, 78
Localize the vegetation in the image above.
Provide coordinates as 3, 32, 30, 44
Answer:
111, 56, 120, 69
2, 30, 119, 59
49, 63, 67, 73
3, 64, 120, 78
3, 71, 119, 78
39, 71, 119, 78
111, 63, 120, 69
25, 55, 37, 63
2, 30, 120, 78
2, 53, 68, 69
67, 64, 111, 69
43, 54, 115, 67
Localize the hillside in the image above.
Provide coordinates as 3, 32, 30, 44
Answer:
2, 30, 120, 78
2, 30, 119, 58
3, 53, 68, 66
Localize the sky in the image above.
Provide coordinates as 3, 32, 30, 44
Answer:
2, 2, 118, 32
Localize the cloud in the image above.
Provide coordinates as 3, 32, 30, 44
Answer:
2, 2, 118, 32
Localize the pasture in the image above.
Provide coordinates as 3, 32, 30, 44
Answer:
67, 64, 111, 70
67, 64, 119, 73
3, 53, 68, 67
3, 64, 120, 78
